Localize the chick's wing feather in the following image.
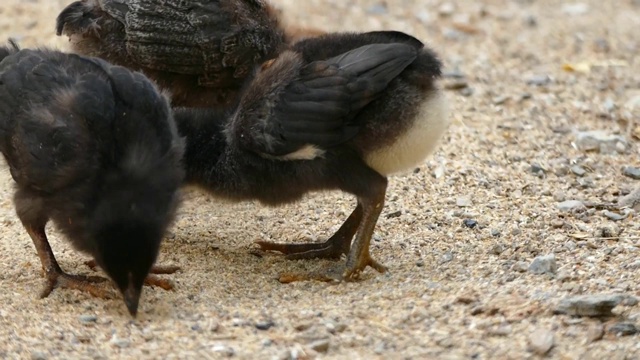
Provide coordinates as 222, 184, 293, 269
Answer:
256, 43, 418, 156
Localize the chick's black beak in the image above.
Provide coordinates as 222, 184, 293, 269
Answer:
123, 274, 142, 317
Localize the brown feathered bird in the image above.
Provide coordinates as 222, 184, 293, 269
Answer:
174, 31, 450, 280
0, 43, 185, 316
55, 0, 324, 108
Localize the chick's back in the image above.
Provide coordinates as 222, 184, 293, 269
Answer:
0, 48, 184, 250
289, 31, 448, 175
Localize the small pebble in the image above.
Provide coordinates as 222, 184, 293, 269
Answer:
308, 339, 330, 353
574, 131, 627, 154
365, 3, 387, 14
456, 197, 472, 207
601, 97, 615, 111
386, 210, 402, 219
31, 351, 47, 360
442, 69, 465, 78
556, 270, 572, 282
444, 79, 469, 90
528, 254, 557, 275
607, 322, 638, 336
557, 200, 585, 212
492, 95, 509, 105
530, 164, 546, 175
622, 166, 640, 180
512, 261, 529, 272
587, 323, 605, 343
438, 2, 455, 16
79, 315, 97, 324
111, 339, 130, 349
523, 14, 537, 27
526, 75, 551, 86
463, 219, 477, 228
255, 320, 275, 331
561, 2, 589, 15
602, 210, 625, 221
460, 87, 474, 96
211, 344, 235, 357
489, 244, 504, 255
554, 294, 624, 317
416, 10, 432, 24
294, 322, 313, 332
529, 328, 554, 355
570, 165, 586, 176
488, 324, 512, 336
324, 321, 347, 334
550, 220, 565, 228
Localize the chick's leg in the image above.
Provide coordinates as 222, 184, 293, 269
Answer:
84, 260, 179, 291
277, 162, 388, 283
23, 225, 111, 299
343, 175, 388, 280
255, 203, 362, 260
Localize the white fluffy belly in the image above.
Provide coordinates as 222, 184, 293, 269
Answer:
364, 90, 450, 176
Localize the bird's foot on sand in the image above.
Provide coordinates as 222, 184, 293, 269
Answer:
40, 270, 112, 299
255, 236, 350, 261
277, 253, 387, 284
342, 250, 387, 281
84, 260, 179, 290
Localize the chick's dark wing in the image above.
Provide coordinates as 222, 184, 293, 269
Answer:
243, 43, 418, 157
1, 54, 115, 192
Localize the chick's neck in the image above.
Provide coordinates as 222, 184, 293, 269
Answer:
173, 107, 266, 199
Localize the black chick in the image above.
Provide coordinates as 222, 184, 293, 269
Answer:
0, 44, 185, 316
175, 31, 449, 280
55, 0, 325, 109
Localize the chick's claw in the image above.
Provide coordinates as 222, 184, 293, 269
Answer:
84, 259, 179, 290
85, 259, 180, 275
40, 271, 113, 299
343, 254, 387, 281
146, 265, 181, 274
143, 274, 175, 291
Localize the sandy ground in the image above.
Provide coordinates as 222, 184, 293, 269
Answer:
1, 0, 640, 358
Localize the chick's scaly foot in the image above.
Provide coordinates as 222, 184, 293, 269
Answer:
40, 270, 113, 299
84, 260, 179, 290
277, 254, 387, 284
255, 205, 361, 260
255, 238, 349, 260
342, 251, 387, 281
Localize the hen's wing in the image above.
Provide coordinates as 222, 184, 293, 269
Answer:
234, 43, 418, 158
56, 0, 284, 88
